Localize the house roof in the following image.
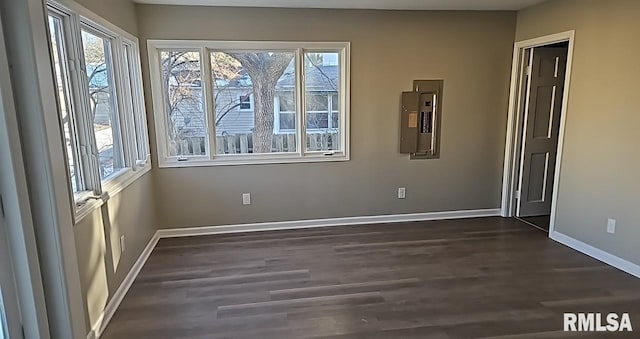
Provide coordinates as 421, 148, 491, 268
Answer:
277, 64, 339, 91
215, 64, 339, 92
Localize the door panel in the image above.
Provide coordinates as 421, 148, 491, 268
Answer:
532, 86, 555, 138
527, 152, 549, 202
517, 46, 567, 217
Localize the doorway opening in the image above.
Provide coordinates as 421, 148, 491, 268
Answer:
500, 31, 575, 234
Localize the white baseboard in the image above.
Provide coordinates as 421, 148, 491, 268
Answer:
550, 231, 640, 279
89, 208, 500, 338
156, 208, 502, 238
89, 232, 160, 339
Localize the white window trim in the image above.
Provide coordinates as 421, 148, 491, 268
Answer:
47, 0, 151, 223
148, 40, 350, 168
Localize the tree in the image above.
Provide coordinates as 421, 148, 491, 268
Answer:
210, 52, 252, 127
82, 33, 109, 124
160, 51, 202, 146
226, 52, 293, 153
82, 31, 118, 176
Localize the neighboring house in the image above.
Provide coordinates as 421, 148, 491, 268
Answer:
168, 56, 340, 143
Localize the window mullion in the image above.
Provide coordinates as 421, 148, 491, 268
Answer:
149, 47, 169, 163
201, 47, 216, 159
296, 47, 305, 156
131, 45, 151, 163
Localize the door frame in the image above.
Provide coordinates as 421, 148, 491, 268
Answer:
500, 30, 575, 235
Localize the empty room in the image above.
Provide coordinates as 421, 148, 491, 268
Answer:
0, 0, 639, 338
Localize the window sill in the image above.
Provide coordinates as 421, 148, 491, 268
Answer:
73, 162, 151, 224
158, 153, 349, 168
75, 195, 105, 223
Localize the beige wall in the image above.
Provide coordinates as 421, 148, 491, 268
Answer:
516, 0, 640, 265
73, 174, 156, 330
72, 0, 156, 332
73, 0, 138, 35
137, 5, 517, 228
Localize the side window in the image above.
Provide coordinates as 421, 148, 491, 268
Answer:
48, 13, 85, 193
81, 28, 125, 180
46, 2, 151, 220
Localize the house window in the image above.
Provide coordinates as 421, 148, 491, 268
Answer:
149, 41, 350, 166
48, 13, 83, 193
306, 93, 329, 129
46, 1, 151, 221
238, 94, 252, 111
277, 94, 296, 131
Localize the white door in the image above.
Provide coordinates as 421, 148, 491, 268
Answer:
517, 46, 568, 217
0, 216, 22, 339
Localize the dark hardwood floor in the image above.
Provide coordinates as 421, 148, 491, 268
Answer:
101, 217, 640, 338
519, 215, 551, 232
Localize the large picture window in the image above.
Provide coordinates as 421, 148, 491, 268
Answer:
149, 41, 350, 167
46, 0, 151, 221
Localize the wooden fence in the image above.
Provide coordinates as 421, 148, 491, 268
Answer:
169, 132, 339, 156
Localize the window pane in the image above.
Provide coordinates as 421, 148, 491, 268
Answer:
304, 52, 341, 152
279, 113, 296, 130
239, 95, 251, 110
82, 29, 124, 180
212, 51, 296, 154
307, 113, 329, 129
160, 50, 206, 157
331, 93, 339, 111
331, 94, 339, 129
306, 93, 328, 112
278, 93, 296, 131
48, 15, 82, 192
279, 94, 295, 112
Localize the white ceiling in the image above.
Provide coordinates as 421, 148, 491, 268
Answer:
133, 0, 548, 11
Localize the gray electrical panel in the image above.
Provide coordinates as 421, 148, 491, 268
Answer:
400, 80, 443, 159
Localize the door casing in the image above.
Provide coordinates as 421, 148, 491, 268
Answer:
500, 31, 575, 235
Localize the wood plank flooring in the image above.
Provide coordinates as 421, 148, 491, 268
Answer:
101, 217, 640, 338
519, 215, 551, 232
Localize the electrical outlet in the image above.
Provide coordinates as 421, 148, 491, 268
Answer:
242, 193, 251, 205
607, 218, 616, 234
120, 235, 126, 253
398, 187, 406, 199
